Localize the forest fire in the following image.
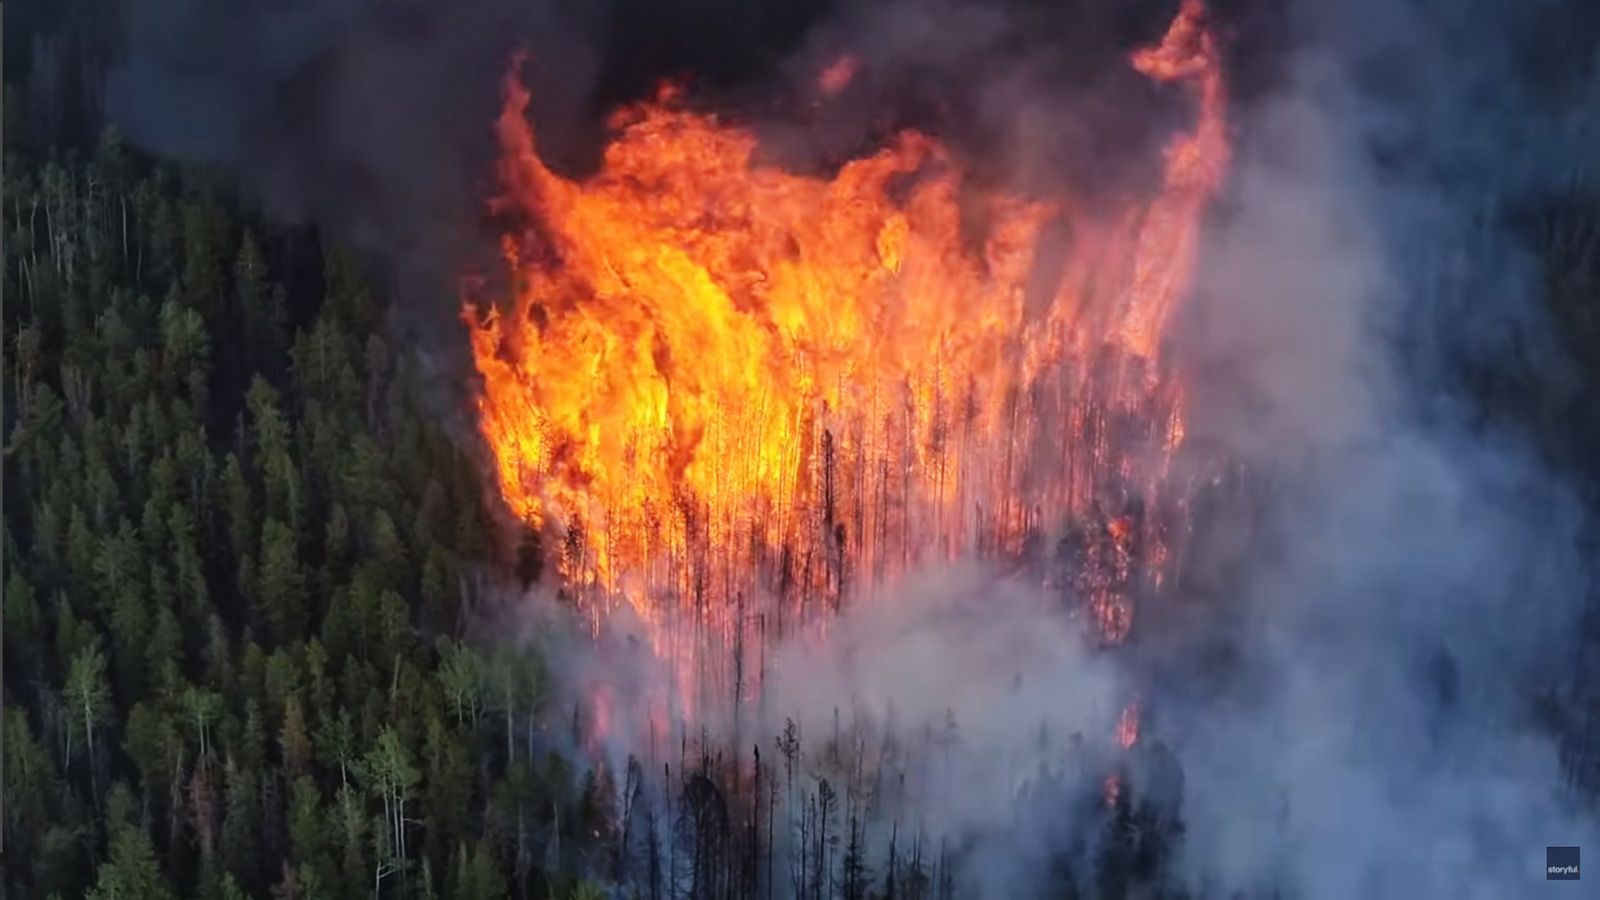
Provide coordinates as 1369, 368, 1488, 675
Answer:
465, 0, 1228, 719
14, 0, 1594, 894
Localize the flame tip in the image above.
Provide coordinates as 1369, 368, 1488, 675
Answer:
467, 2, 1229, 705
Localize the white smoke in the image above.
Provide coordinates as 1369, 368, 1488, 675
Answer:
759, 565, 1126, 832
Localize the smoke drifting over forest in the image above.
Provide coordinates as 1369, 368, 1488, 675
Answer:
103, 0, 1600, 896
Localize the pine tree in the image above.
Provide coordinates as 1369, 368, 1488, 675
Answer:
449, 842, 508, 900
246, 376, 291, 463
280, 695, 313, 776
423, 714, 473, 869
257, 519, 307, 642
222, 759, 262, 891
5, 569, 44, 675
235, 231, 286, 373
160, 295, 210, 409
220, 453, 255, 560
287, 776, 331, 887
88, 821, 177, 900
3, 708, 53, 859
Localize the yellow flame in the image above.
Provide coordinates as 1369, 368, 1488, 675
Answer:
465, 0, 1227, 672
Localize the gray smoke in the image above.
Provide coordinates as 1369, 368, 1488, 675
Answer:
1161, 1, 1600, 895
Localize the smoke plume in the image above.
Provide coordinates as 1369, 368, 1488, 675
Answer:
1161, 0, 1600, 894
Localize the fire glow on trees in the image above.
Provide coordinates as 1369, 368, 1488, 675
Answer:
466, 0, 1228, 719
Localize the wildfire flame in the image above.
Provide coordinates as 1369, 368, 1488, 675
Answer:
817, 54, 861, 97
1116, 699, 1141, 750
466, 0, 1227, 711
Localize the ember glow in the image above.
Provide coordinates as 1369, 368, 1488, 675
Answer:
817, 54, 861, 96
466, 0, 1228, 716
1116, 699, 1141, 750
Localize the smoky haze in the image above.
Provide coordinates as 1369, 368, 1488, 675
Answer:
1160, 0, 1600, 895
101, 0, 1190, 320
105, 0, 1600, 896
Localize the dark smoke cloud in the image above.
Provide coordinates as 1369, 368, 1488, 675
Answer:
104, 0, 1600, 895
105, 0, 843, 261
107, 0, 596, 321
103, 0, 1195, 316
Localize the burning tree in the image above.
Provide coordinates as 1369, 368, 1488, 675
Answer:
465, 0, 1229, 721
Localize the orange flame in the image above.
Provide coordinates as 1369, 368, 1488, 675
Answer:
1103, 770, 1123, 809
817, 54, 861, 96
1115, 699, 1141, 750
465, 1, 1228, 697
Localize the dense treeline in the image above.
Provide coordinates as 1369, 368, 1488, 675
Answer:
0, 135, 620, 899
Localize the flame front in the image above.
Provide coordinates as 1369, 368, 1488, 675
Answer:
467, 1, 1227, 709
